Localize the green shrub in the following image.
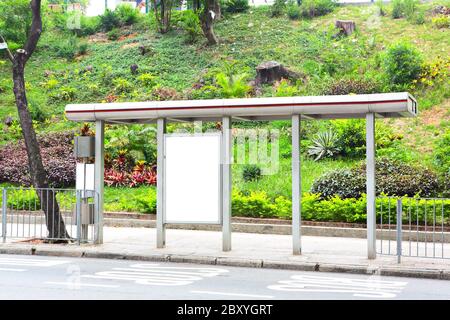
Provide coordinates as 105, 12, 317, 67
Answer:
107, 28, 120, 41
113, 78, 133, 94
391, 0, 404, 18
231, 191, 450, 224
242, 165, 262, 182
189, 85, 221, 99
375, 0, 386, 16
78, 15, 101, 36
78, 43, 88, 55
411, 10, 425, 24
310, 169, 366, 199
433, 131, 450, 174
180, 10, 202, 44
299, 0, 336, 18
215, 72, 251, 98
441, 172, 450, 198
287, 2, 301, 19
331, 119, 366, 157
311, 158, 441, 199
137, 73, 156, 88
224, 0, 250, 13
115, 3, 140, 26
55, 36, 79, 60
28, 99, 49, 123
271, 0, 287, 17
232, 191, 277, 218
99, 9, 120, 32
432, 15, 450, 28
403, 0, 418, 20
49, 86, 77, 102
6, 188, 40, 210
135, 192, 157, 214
382, 41, 423, 88
274, 79, 299, 97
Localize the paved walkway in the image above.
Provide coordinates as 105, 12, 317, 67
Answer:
1, 227, 450, 279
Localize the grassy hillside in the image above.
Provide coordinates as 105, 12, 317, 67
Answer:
0, 1, 449, 213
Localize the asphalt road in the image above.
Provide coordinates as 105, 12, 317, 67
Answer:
0, 254, 449, 300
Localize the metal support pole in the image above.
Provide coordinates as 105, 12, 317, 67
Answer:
76, 190, 81, 246
145, 0, 149, 13
396, 199, 402, 264
2, 188, 7, 243
292, 114, 302, 255
222, 116, 232, 252
94, 120, 105, 244
366, 113, 376, 259
157, 118, 167, 248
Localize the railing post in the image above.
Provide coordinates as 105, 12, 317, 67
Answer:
76, 190, 81, 245
396, 198, 402, 264
2, 188, 7, 243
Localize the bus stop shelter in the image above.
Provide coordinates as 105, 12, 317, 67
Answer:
65, 92, 418, 259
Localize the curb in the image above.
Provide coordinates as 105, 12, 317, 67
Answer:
1, 246, 449, 281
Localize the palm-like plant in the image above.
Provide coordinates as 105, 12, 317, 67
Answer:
215, 72, 251, 98
307, 130, 340, 161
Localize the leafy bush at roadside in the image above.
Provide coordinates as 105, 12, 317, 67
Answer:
232, 191, 450, 223
310, 169, 366, 199
311, 158, 441, 198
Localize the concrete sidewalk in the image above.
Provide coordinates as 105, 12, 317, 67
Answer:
1, 226, 450, 280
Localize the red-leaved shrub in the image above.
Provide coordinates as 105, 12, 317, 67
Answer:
0, 132, 76, 187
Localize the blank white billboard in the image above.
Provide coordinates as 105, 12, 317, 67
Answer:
75, 163, 95, 191
164, 133, 221, 224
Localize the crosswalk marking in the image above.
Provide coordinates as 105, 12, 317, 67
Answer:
268, 275, 408, 298
45, 281, 119, 288
82, 263, 229, 286
0, 257, 71, 267
191, 290, 274, 299
0, 267, 26, 272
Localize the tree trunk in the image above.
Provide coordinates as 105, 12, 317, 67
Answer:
335, 20, 356, 36
12, 60, 69, 240
255, 61, 302, 85
200, 0, 218, 45
193, 0, 200, 11
213, 0, 221, 20
7, 0, 69, 241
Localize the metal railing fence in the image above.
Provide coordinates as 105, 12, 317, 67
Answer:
1, 187, 99, 244
376, 196, 450, 261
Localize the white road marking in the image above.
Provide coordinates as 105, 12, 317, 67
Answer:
268, 275, 407, 298
45, 281, 119, 288
0, 257, 70, 267
0, 267, 26, 272
82, 263, 229, 286
191, 290, 274, 299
